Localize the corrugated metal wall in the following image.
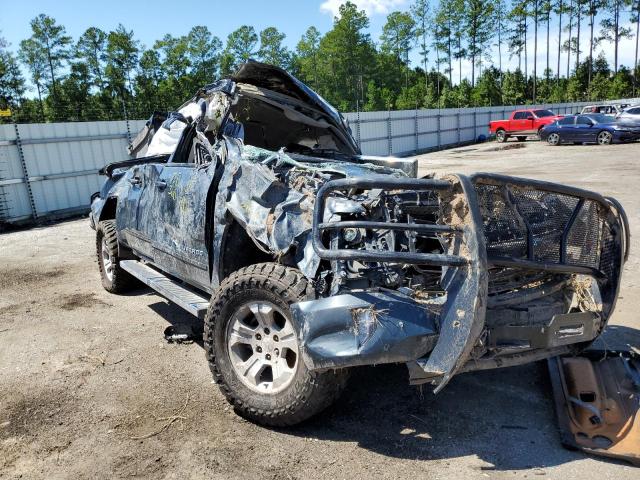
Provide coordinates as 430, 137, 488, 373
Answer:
0, 120, 145, 223
1, 98, 638, 224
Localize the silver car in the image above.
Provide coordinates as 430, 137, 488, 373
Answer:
616, 105, 640, 122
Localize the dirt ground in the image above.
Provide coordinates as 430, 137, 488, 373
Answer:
1, 140, 639, 479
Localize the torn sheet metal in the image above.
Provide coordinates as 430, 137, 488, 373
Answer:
548, 351, 640, 466
211, 142, 407, 282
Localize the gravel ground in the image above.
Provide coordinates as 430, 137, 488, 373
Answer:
1, 140, 638, 479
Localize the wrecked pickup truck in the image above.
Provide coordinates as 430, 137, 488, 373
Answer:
90, 61, 630, 426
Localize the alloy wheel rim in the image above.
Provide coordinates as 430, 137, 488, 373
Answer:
598, 132, 611, 145
101, 238, 114, 282
549, 133, 559, 145
226, 300, 299, 394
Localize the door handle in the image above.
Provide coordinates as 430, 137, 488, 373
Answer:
129, 177, 141, 185
155, 180, 167, 189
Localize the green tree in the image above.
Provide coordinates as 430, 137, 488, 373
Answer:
294, 27, 322, 89
410, 0, 431, 89
135, 49, 165, 115
585, 0, 601, 85
608, 66, 633, 97
258, 27, 290, 68
105, 24, 139, 99
0, 35, 26, 109
225, 25, 258, 71
18, 38, 47, 119
154, 34, 191, 105
502, 69, 527, 104
600, 0, 633, 73
472, 67, 502, 105
493, 0, 509, 85
380, 11, 415, 89
508, 2, 528, 74
464, 0, 495, 86
450, 0, 466, 86
316, 1, 376, 111
187, 26, 222, 84
433, 0, 455, 84
556, 0, 565, 81
25, 14, 72, 101
75, 27, 107, 89
58, 62, 92, 120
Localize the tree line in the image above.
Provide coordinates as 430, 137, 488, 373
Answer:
1, 0, 639, 124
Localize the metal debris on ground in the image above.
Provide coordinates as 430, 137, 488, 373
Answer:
163, 325, 196, 344
548, 350, 640, 466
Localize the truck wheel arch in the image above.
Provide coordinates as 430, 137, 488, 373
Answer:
216, 219, 274, 282
99, 197, 118, 222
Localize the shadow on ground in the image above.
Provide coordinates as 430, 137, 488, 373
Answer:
148, 296, 638, 471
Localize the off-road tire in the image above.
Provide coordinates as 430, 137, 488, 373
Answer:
96, 220, 137, 293
495, 129, 507, 143
204, 263, 349, 426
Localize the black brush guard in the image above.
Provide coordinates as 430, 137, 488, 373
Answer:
296, 173, 627, 391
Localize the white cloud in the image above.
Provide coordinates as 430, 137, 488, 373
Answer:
319, 0, 408, 17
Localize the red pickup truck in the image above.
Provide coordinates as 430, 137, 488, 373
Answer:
489, 109, 563, 142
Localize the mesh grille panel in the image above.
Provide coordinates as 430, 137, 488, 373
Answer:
599, 221, 617, 281
510, 187, 579, 263
566, 200, 602, 266
475, 181, 605, 269
475, 184, 527, 258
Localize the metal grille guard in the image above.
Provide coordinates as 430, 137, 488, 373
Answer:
308, 173, 627, 391
311, 176, 469, 267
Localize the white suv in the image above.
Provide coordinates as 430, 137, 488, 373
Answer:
581, 104, 629, 115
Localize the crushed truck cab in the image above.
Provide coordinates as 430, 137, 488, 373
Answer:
90, 61, 629, 426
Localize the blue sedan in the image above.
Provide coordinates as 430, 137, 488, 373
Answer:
540, 114, 640, 145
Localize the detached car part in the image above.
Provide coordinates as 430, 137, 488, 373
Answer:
89, 61, 629, 426
548, 351, 640, 466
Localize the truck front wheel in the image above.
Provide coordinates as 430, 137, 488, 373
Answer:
96, 220, 138, 293
495, 129, 507, 143
204, 263, 348, 426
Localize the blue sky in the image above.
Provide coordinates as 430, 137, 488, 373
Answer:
1, 0, 637, 87
0, 0, 397, 52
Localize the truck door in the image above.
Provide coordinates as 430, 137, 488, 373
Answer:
137, 127, 218, 291
115, 164, 146, 250
512, 111, 534, 133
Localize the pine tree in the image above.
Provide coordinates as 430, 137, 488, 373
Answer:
25, 14, 72, 102
600, 0, 633, 73
410, 0, 431, 89
258, 27, 291, 69
464, 0, 495, 87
